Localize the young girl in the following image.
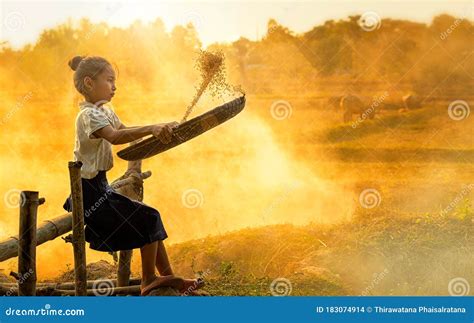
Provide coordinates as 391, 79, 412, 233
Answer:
63, 55, 203, 296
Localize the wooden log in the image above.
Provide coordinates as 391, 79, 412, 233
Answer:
0, 277, 141, 290
0, 285, 71, 296
56, 285, 143, 296
61, 277, 141, 290
1, 281, 210, 296
0, 213, 72, 262
55, 285, 180, 296
68, 161, 87, 296
10, 286, 207, 297
18, 191, 45, 296
0, 171, 152, 262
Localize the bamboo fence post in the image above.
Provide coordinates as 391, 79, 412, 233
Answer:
18, 191, 45, 296
68, 161, 87, 296
117, 250, 133, 287
115, 157, 142, 287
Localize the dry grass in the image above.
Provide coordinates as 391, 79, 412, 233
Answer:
166, 209, 473, 296
50, 260, 117, 283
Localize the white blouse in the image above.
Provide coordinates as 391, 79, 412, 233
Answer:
73, 101, 122, 179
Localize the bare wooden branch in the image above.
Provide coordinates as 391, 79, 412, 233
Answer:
9, 271, 19, 280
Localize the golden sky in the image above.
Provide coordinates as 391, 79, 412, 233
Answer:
1, 0, 473, 48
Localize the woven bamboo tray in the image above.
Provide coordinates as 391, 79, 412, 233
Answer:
117, 95, 246, 161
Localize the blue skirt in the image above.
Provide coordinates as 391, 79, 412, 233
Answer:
63, 171, 168, 252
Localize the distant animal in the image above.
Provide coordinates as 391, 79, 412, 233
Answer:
327, 95, 343, 109
402, 94, 422, 110
398, 108, 408, 114
328, 94, 375, 122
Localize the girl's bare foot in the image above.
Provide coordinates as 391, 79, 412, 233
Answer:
179, 278, 205, 294
141, 275, 184, 296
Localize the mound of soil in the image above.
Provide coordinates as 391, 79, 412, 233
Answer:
56, 260, 117, 283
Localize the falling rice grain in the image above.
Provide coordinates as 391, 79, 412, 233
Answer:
181, 50, 244, 122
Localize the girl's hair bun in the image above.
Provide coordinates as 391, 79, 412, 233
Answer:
68, 56, 85, 71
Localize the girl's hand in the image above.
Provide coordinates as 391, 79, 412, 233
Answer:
151, 124, 174, 144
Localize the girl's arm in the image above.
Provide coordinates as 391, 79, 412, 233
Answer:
118, 123, 139, 130
93, 122, 178, 145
